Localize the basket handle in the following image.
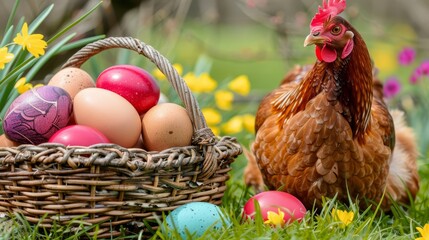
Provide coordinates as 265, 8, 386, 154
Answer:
62, 37, 216, 147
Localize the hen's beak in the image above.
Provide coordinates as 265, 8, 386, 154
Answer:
304, 34, 326, 47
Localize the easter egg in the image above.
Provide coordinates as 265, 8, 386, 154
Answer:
164, 202, 229, 239
0, 134, 19, 147
142, 103, 193, 151
96, 65, 160, 114
73, 88, 141, 148
49, 125, 110, 147
243, 191, 306, 225
3, 86, 72, 145
48, 67, 95, 99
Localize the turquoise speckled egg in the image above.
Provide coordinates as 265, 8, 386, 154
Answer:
164, 202, 229, 239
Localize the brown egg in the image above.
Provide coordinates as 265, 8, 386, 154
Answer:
73, 88, 142, 148
142, 103, 194, 151
48, 67, 95, 99
0, 134, 19, 147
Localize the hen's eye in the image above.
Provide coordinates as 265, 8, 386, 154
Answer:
331, 26, 342, 35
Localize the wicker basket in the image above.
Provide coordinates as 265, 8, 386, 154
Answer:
0, 37, 242, 237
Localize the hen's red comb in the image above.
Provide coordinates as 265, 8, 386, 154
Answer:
310, 0, 346, 30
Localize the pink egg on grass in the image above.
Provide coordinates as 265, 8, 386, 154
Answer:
243, 191, 306, 225
49, 125, 110, 147
3, 86, 72, 145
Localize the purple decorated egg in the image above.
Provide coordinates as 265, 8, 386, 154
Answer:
3, 86, 72, 145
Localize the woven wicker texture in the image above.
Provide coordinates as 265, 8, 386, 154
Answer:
0, 37, 242, 237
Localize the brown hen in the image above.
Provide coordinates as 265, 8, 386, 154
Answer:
244, 0, 419, 210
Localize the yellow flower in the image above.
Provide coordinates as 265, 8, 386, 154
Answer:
210, 126, 220, 136
0, 47, 14, 69
264, 208, 285, 226
228, 75, 251, 96
331, 209, 354, 227
13, 22, 47, 58
153, 63, 183, 81
416, 224, 429, 240
202, 108, 222, 126
242, 114, 255, 134
14, 77, 32, 94
183, 72, 217, 94
221, 116, 243, 134
215, 90, 234, 110
371, 43, 396, 75
198, 72, 217, 92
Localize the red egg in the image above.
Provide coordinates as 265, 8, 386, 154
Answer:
96, 65, 160, 114
243, 191, 306, 224
49, 125, 110, 147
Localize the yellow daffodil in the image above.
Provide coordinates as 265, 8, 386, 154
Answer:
13, 23, 47, 58
264, 208, 286, 227
332, 209, 354, 227
221, 116, 243, 134
183, 72, 217, 93
202, 108, 222, 126
14, 77, 43, 94
0, 47, 14, 69
242, 114, 256, 134
183, 72, 199, 92
198, 72, 217, 92
14, 77, 32, 94
153, 63, 183, 81
215, 90, 234, 110
416, 223, 429, 240
228, 75, 251, 96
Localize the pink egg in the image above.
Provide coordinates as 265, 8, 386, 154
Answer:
243, 191, 306, 224
49, 125, 110, 147
3, 86, 72, 145
96, 65, 160, 114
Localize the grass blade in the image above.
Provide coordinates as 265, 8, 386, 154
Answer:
3, 0, 20, 35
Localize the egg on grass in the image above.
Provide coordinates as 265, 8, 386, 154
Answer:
163, 202, 231, 239
243, 191, 307, 226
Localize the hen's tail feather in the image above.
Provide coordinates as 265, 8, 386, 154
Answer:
385, 110, 420, 205
243, 145, 265, 193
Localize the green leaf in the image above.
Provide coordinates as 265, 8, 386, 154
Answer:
47, 1, 103, 44
27, 4, 54, 33
3, 0, 20, 35
1, 25, 14, 47
58, 35, 105, 52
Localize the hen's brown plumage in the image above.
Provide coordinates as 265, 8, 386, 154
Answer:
245, 16, 419, 210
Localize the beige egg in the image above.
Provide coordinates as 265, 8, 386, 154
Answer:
73, 88, 141, 148
0, 134, 18, 147
142, 103, 194, 151
48, 67, 95, 99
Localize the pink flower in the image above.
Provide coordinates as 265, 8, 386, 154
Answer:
383, 77, 401, 98
410, 60, 429, 84
419, 60, 429, 75
398, 47, 416, 66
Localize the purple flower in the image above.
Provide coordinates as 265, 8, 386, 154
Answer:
398, 47, 416, 66
383, 77, 401, 98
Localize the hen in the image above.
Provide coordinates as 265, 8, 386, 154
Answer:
244, 0, 419, 210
